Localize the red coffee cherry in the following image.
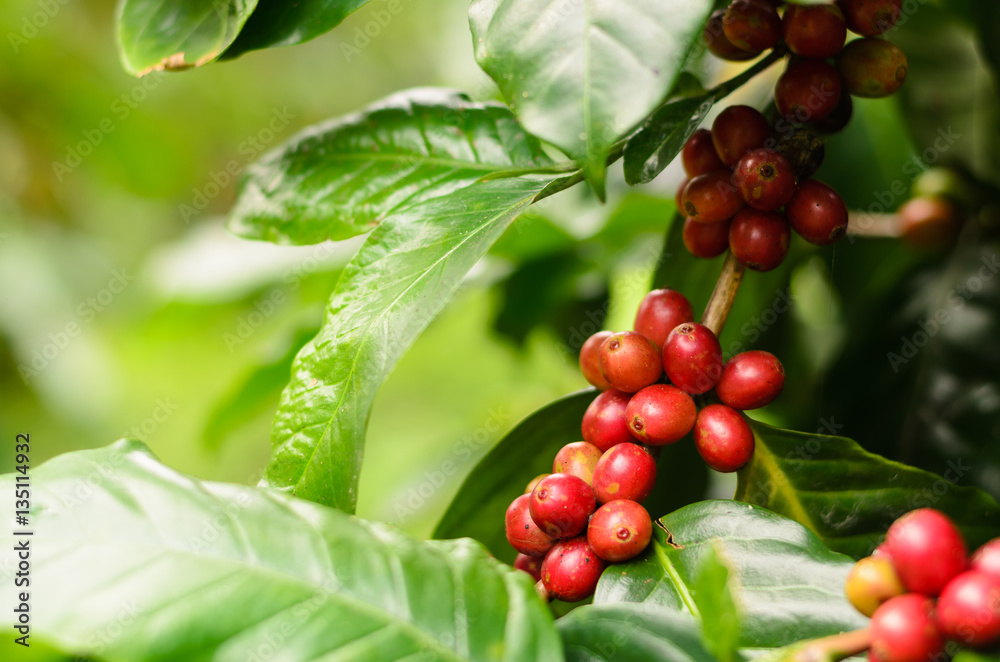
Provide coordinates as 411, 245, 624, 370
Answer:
598, 331, 662, 393
663, 323, 723, 395
935, 570, 1000, 648
682, 129, 727, 178
514, 553, 543, 581
844, 556, 905, 617
553, 442, 603, 485
579, 331, 614, 390
541, 536, 606, 602
582, 390, 632, 451
786, 179, 848, 245
693, 404, 755, 472
683, 217, 731, 259
633, 288, 694, 350
729, 208, 790, 272
505, 494, 555, 557
886, 508, 967, 596
782, 4, 848, 60
723, 0, 782, 53
840, 0, 902, 37
529, 473, 596, 540
971, 538, 1000, 580
869, 594, 945, 662
836, 38, 908, 98
525, 473, 550, 494
734, 148, 797, 211
682, 171, 744, 224
712, 105, 772, 167
775, 59, 843, 123
625, 384, 697, 445
704, 9, 760, 61
898, 196, 961, 249
592, 443, 657, 504
716, 350, 785, 410
587, 500, 653, 563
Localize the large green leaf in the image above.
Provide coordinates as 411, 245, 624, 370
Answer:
735, 420, 1000, 558
469, 0, 714, 190
263, 175, 551, 512
116, 0, 258, 76
0, 441, 561, 661
222, 0, 371, 59
230, 89, 555, 245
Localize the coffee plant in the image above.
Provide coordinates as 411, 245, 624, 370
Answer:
5, 0, 1000, 660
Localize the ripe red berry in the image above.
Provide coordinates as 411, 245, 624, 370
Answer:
729, 208, 790, 272
579, 331, 614, 390
625, 384, 697, 445
845, 556, 905, 617
553, 442, 603, 485
722, 0, 781, 53
683, 217, 731, 259
582, 390, 632, 451
935, 570, 1000, 647
598, 331, 662, 393
734, 148, 797, 211
682, 171, 744, 224
587, 500, 653, 563
782, 4, 848, 60
693, 404, 755, 472
971, 538, 1000, 580
836, 38, 908, 98
541, 536, 606, 602
592, 443, 657, 504
505, 494, 555, 557
870, 594, 944, 662
663, 323, 723, 395
633, 289, 694, 350
525, 473, 550, 494
514, 553, 543, 581
682, 129, 726, 178
716, 350, 785, 410
898, 196, 961, 249
529, 473, 596, 540
886, 508, 967, 596
840, 0, 902, 37
703, 9, 759, 61
712, 105, 772, 167
775, 59, 843, 123
786, 179, 848, 245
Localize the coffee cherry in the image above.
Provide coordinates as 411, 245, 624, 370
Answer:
529, 473, 596, 540
682, 129, 727, 178
872, 543, 893, 560
729, 208, 790, 272
898, 196, 961, 249
886, 508, 967, 596
870, 595, 944, 662
514, 553, 543, 581
840, 0, 902, 37
553, 442, 603, 485
525, 473, 550, 494
723, 0, 781, 53
735, 148, 797, 211
836, 38, 908, 98
716, 350, 784, 410
704, 9, 759, 61
786, 179, 848, 245
633, 289, 694, 350
782, 4, 848, 60
844, 556, 905, 617
663, 323, 723, 395
713, 105, 772, 167
592, 443, 657, 504
693, 404, 755, 472
810, 91, 854, 134
541, 536, 606, 602
626, 384, 697, 445
935, 570, 1000, 647
683, 217, 731, 259
775, 59, 843, 122
506, 494, 555, 557
774, 129, 826, 182
682, 171, 744, 224
587, 500, 653, 563
579, 331, 614, 390
598, 331, 662, 393
971, 538, 1000, 580
582, 390, 633, 451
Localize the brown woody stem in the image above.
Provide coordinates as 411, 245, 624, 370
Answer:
700, 251, 745, 336
790, 628, 870, 662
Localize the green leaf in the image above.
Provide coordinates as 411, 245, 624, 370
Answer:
263, 175, 551, 512
222, 0, 372, 59
1, 441, 561, 661
596, 500, 867, 651
229, 89, 555, 245
693, 545, 740, 662
469, 0, 714, 180
115, 0, 258, 76
735, 420, 1000, 558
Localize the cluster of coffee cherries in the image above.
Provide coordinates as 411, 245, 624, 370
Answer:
844, 509, 1000, 660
